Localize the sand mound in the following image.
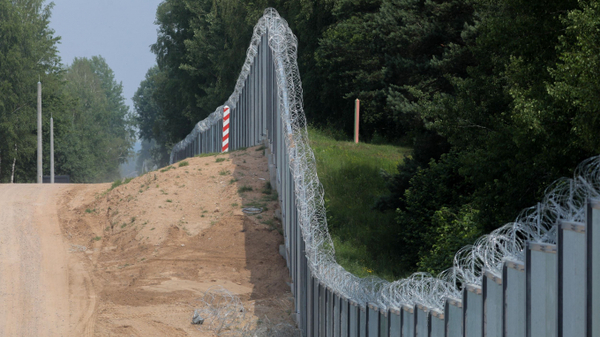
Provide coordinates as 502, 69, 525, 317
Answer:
58, 145, 294, 336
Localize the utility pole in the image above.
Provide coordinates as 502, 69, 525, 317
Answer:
37, 81, 42, 184
50, 116, 54, 184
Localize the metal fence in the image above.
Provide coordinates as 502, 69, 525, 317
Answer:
170, 8, 598, 336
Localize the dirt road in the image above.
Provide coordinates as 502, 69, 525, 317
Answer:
0, 146, 294, 336
0, 184, 93, 336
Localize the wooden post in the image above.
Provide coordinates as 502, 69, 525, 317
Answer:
354, 99, 360, 144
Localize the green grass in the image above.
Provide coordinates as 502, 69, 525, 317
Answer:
238, 185, 253, 193
160, 166, 176, 173
108, 177, 134, 191
261, 182, 272, 195
195, 152, 218, 158
110, 179, 123, 190
244, 200, 268, 211
216, 158, 226, 163
178, 161, 189, 167
308, 127, 411, 281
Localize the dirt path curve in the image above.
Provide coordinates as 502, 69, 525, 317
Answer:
0, 184, 92, 337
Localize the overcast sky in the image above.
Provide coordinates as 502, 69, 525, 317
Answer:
47, 0, 164, 112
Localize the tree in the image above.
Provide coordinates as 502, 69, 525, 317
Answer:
549, 0, 600, 154
133, 66, 171, 166
0, 0, 61, 182
56, 56, 134, 182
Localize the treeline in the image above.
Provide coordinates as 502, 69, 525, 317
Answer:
0, 0, 133, 183
136, 0, 600, 275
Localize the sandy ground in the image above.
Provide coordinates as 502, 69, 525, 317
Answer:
0, 145, 294, 336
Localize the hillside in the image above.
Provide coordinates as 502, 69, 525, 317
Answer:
53, 146, 294, 335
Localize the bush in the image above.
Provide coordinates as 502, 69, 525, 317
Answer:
417, 205, 482, 275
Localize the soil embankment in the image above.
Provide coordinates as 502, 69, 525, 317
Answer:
0, 146, 294, 336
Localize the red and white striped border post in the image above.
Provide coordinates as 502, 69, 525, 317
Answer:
222, 105, 230, 152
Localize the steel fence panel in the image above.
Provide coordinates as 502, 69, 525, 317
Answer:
350, 301, 360, 337
368, 304, 380, 336
334, 293, 341, 337
588, 199, 600, 337
503, 259, 525, 337
327, 288, 334, 337
483, 271, 502, 337
380, 309, 389, 337
558, 220, 586, 337
430, 310, 444, 337
314, 278, 320, 337
416, 304, 428, 337
526, 242, 557, 337
312, 269, 315, 337
359, 305, 367, 337
402, 305, 414, 337
463, 285, 482, 337
389, 309, 401, 337
341, 297, 349, 337
319, 283, 326, 337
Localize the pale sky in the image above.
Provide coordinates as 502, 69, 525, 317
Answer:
47, 0, 164, 112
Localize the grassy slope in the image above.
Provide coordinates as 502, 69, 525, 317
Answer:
308, 128, 411, 281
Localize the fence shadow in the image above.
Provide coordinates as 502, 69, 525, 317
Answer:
226, 145, 294, 322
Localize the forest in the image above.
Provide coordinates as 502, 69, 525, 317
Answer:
135, 0, 600, 275
0, 0, 134, 183
3, 0, 600, 276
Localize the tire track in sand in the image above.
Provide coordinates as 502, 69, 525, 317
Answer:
0, 184, 95, 336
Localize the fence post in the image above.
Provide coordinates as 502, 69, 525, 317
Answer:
222, 106, 230, 152
354, 98, 360, 144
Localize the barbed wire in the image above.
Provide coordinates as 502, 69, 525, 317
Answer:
174, 7, 600, 319
192, 286, 248, 335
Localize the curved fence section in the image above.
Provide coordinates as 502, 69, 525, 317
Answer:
170, 8, 598, 336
